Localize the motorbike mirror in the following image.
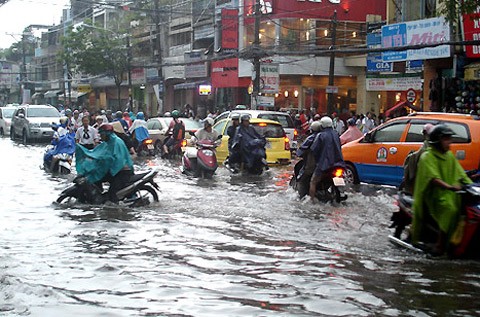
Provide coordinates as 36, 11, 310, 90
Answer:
217, 135, 222, 140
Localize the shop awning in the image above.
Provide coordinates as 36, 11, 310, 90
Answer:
173, 81, 206, 90
58, 91, 88, 100
44, 90, 62, 98
31, 92, 44, 99
385, 100, 422, 117
464, 62, 480, 81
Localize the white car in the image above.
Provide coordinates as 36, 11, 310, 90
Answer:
214, 110, 298, 151
10, 104, 60, 143
0, 106, 17, 137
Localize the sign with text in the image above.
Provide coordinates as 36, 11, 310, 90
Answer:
366, 77, 422, 91
185, 51, 208, 78
367, 29, 393, 73
260, 63, 279, 94
462, 8, 480, 58
221, 9, 239, 53
381, 17, 450, 62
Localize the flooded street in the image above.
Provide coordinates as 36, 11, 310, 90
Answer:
1, 137, 479, 316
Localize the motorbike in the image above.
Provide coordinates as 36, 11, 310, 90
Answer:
43, 131, 76, 175
43, 145, 73, 174
57, 169, 160, 207
136, 137, 155, 156
289, 159, 348, 203
181, 136, 221, 178
225, 138, 269, 176
159, 134, 186, 159
389, 183, 480, 258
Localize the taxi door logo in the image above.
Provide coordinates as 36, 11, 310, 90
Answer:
376, 147, 388, 162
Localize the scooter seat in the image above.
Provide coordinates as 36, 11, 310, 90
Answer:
130, 171, 151, 183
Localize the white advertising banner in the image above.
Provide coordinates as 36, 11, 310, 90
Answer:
381, 17, 450, 62
260, 63, 279, 94
366, 77, 423, 91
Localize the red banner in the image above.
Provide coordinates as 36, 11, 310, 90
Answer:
211, 58, 249, 88
221, 9, 239, 50
244, 0, 385, 22
463, 10, 480, 58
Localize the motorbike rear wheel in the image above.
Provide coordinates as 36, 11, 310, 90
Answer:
57, 194, 79, 205
126, 185, 159, 207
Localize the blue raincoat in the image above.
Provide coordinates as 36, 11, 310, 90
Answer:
310, 127, 344, 176
75, 132, 133, 184
231, 125, 266, 169
43, 133, 76, 163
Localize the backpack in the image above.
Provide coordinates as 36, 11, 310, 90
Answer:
172, 120, 185, 140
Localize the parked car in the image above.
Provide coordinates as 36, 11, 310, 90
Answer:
10, 104, 60, 143
147, 117, 203, 152
0, 106, 17, 137
213, 117, 291, 165
342, 112, 480, 187
214, 110, 298, 151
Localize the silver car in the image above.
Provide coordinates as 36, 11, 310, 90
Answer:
11, 104, 60, 143
0, 106, 17, 137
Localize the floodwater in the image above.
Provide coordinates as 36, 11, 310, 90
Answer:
1, 137, 479, 316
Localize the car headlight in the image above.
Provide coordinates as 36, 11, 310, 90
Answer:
29, 122, 41, 128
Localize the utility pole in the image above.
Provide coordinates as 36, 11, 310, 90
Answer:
153, 0, 163, 115
327, 10, 337, 115
252, 0, 261, 110
127, 35, 133, 111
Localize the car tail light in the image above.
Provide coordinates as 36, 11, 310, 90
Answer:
258, 122, 267, 127
284, 136, 290, 150
333, 168, 344, 178
293, 129, 298, 140
181, 139, 187, 147
144, 139, 153, 145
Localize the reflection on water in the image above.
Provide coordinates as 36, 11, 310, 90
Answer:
1, 138, 479, 316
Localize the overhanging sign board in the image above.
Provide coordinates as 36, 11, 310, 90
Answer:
381, 17, 450, 62
366, 77, 423, 91
367, 25, 393, 73
260, 63, 279, 94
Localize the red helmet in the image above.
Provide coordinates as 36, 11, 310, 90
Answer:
98, 123, 114, 133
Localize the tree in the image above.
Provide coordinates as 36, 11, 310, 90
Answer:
438, 0, 479, 25
60, 22, 130, 110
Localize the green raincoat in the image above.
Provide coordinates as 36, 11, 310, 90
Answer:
76, 133, 133, 184
411, 147, 472, 243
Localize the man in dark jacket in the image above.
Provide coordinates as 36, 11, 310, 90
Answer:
309, 116, 344, 201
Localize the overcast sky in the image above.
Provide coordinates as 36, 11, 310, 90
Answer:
0, 0, 70, 49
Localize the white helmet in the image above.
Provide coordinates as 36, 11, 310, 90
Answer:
320, 116, 333, 128
59, 116, 68, 125
310, 121, 322, 132
204, 117, 214, 127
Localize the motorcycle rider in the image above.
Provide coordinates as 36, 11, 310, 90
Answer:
340, 118, 363, 145
295, 120, 323, 198
411, 124, 472, 255
163, 110, 185, 156
75, 123, 134, 202
45, 117, 76, 172
75, 115, 100, 150
308, 116, 344, 201
226, 113, 241, 170
192, 117, 219, 143
128, 112, 150, 153
401, 123, 434, 195
231, 114, 268, 171
113, 111, 130, 134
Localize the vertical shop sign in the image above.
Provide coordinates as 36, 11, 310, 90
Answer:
462, 8, 480, 58
221, 9, 239, 54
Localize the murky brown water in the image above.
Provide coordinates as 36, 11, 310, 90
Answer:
1, 138, 479, 316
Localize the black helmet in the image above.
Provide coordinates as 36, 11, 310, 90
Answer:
428, 124, 455, 144
240, 114, 251, 122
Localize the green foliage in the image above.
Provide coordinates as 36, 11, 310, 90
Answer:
60, 22, 130, 86
438, 0, 479, 24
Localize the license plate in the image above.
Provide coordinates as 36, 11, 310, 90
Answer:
147, 144, 154, 150
333, 177, 345, 186
291, 141, 298, 149
266, 141, 271, 149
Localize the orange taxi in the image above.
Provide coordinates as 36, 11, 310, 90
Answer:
342, 112, 480, 187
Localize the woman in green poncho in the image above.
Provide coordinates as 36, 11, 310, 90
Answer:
76, 123, 134, 202
411, 124, 472, 255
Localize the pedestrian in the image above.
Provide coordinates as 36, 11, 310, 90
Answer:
362, 112, 375, 133
75, 115, 100, 150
